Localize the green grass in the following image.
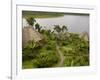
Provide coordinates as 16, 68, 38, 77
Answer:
22, 60, 33, 69
22, 32, 89, 68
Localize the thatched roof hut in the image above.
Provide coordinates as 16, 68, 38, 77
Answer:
79, 32, 89, 41
22, 26, 44, 47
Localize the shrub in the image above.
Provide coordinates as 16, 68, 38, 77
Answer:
32, 51, 59, 68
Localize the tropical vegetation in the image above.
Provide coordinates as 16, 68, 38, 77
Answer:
22, 16, 89, 69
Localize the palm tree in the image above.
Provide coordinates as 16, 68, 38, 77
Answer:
54, 25, 61, 33
54, 25, 62, 42
35, 23, 41, 32
62, 25, 68, 33
26, 17, 36, 28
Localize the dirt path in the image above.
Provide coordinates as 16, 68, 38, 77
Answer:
55, 44, 89, 67
56, 45, 65, 67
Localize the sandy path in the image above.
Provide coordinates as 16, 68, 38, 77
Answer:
56, 45, 65, 67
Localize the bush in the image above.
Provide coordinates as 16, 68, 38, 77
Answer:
22, 40, 40, 61
32, 51, 59, 68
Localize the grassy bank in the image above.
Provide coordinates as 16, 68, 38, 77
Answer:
22, 11, 64, 18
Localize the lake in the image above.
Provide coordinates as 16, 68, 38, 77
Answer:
22, 14, 89, 33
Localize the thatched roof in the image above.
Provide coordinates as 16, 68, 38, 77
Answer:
22, 26, 44, 47
79, 32, 89, 41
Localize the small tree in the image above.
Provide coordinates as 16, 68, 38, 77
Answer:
35, 23, 41, 32
26, 17, 36, 27
62, 25, 68, 33
54, 25, 61, 33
